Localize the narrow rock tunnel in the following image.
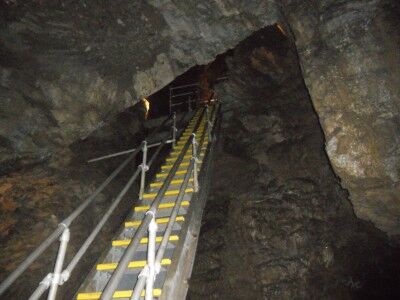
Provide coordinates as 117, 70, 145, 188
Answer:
1, 1, 400, 299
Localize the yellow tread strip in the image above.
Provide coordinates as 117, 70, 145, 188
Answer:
143, 188, 193, 200
134, 200, 190, 212
165, 155, 203, 162
77, 289, 162, 299
156, 170, 189, 178
97, 258, 171, 271
112, 235, 179, 247
174, 142, 208, 150
181, 131, 205, 136
150, 178, 193, 188
161, 162, 190, 170
176, 139, 208, 146
170, 146, 207, 156
125, 216, 185, 228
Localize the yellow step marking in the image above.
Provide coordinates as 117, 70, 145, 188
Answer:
112, 235, 179, 247
150, 178, 193, 188
143, 188, 194, 200
177, 139, 208, 146
125, 216, 185, 228
134, 200, 190, 212
184, 128, 205, 132
161, 162, 190, 170
181, 129, 205, 135
77, 289, 162, 299
166, 155, 203, 162
174, 142, 208, 150
170, 149, 206, 157
184, 124, 205, 129
97, 258, 171, 271
156, 170, 189, 178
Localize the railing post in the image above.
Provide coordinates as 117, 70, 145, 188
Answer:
205, 105, 212, 141
47, 226, 70, 300
146, 212, 157, 300
188, 96, 192, 111
169, 87, 172, 115
139, 141, 148, 200
172, 113, 177, 147
191, 134, 199, 192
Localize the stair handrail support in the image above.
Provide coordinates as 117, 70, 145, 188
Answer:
139, 141, 149, 200
100, 108, 206, 300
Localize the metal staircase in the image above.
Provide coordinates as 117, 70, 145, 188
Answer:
0, 102, 219, 300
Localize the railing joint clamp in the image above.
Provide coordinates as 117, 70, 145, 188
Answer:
140, 164, 149, 172
155, 262, 161, 275
145, 210, 155, 218
39, 273, 53, 289
60, 270, 70, 285
138, 265, 150, 278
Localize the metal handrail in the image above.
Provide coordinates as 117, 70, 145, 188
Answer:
169, 83, 199, 114
0, 109, 194, 299
87, 112, 174, 163
0, 143, 142, 297
99, 107, 206, 300
131, 105, 216, 300
131, 159, 195, 300
87, 110, 194, 163
160, 104, 220, 300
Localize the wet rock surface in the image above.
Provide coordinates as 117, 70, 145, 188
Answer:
188, 27, 400, 299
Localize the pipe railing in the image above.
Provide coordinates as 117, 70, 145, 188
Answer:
0, 103, 218, 300
87, 111, 193, 163
99, 107, 207, 300
169, 84, 200, 114
169, 78, 227, 113
130, 104, 217, 300
0, 109, 194, 299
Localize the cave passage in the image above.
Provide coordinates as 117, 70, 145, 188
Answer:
1, 2, 400, 300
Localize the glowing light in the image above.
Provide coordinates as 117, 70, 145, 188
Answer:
142, 97, 150, 119
276, 23, 287, 37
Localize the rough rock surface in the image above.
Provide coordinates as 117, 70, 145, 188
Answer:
281, 0, 400, 235
0, 0, 279, 172
188, 26, 400, 299
0, 102, 151, 299
1, 0, 400, 234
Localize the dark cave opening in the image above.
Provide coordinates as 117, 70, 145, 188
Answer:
1, 3, 400, 298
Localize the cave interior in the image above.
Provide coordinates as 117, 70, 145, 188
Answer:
1, 1, 400, 299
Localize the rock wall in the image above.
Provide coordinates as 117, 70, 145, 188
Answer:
0, 0, 279, 172
188, 26, 400, 300
1, 0, 399, 237
281, 0, 400, 234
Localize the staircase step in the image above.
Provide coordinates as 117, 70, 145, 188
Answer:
169, 147, 206, 157
124, 216, 184, 228
112, 235, 179, 247
174, 141, 208, 151
96, 258, 171, 271
142, 188, 193, 200
76, 289, 162, 299
155, 170, 194, 180
165, 154, 203, 163
134, 200, 190, 212
75, 106, 215, 300
161, 162, 191, 170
